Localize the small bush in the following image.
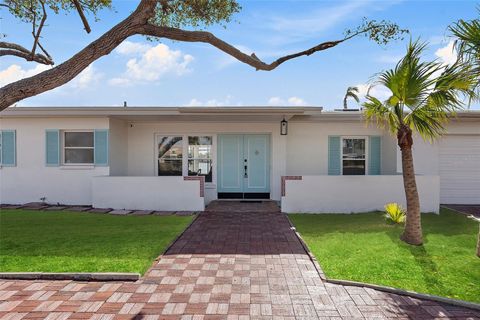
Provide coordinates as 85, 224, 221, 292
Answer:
384, 202, 406, 224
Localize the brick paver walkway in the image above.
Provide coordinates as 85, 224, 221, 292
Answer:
1, 202, 479, 319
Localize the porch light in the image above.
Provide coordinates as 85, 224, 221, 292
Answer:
280, 118, 288, 135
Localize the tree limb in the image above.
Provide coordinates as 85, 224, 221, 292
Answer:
0, 41, 53, 64
0, 0, 157, 110
0, 0, 378, 110
138, 25, 370, 71
31, 0, 47, 59
72, 0, 92, 33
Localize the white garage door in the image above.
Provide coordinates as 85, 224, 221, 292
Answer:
439, 135, 480, 204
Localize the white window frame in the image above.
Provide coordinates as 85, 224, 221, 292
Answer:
156, 135, 184, 177
154, 133, 216, 185
187, 136, 213, 183
62, 130, 95, 165
341, 136, 368, 175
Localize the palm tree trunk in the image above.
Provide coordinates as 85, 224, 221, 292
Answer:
398, 126, 423, 246
343, 96, 348, 109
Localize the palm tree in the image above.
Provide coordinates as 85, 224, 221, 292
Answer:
450, 12, 480, 257
363, 40, 476, 245
343, 86, 360, 109
450, 11, 480, 101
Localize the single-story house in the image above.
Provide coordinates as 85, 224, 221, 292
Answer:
0, 106, 479, 213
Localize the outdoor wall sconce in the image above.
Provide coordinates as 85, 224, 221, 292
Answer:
280, 118, 288, 135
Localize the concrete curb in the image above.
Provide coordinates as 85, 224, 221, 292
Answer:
285, 214, 480, 312
0, 272, 140, 282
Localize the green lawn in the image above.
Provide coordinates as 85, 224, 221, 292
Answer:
289, 208, 480, 303
0, 210, 193, 275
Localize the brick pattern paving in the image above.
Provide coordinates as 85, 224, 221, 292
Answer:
1, 202, 479, 319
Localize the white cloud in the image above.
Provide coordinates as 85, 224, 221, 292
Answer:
0, 64, 51, 87
185, 95, 242, 107
110, 42, 194, 86
69, 65, 102, 89
268, 96, 308, 106
435, 40, 458, 66
116, 40, 151, 55
0, 63, 101, 91
356, 83, 391, 102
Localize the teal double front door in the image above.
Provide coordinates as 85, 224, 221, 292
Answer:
217, 134, 270, 199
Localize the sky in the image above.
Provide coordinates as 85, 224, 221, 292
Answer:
1, 0, 479, 110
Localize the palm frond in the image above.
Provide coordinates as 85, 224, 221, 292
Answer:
363, 95, 399, 134
364, 38, 473, 141
449, 11, 480, 100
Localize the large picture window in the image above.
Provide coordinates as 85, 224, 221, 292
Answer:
63, 131, 94, 164
158, 136, 183, 176
188, 136, 212, 182
342, 138, 366, 175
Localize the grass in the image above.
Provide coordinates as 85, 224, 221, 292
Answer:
0, 210, 193, 275
289, 208, 480, 303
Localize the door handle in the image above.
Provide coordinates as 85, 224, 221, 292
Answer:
244, 165, 248, 178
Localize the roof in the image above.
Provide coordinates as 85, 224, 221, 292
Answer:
1, 106, 479, 122
0, 106, 323, 117
0, 106, 325, 122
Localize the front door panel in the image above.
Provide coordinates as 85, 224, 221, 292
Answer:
217, 134, 270, 195
217, 134, 244, 193
244, 135, 270, 193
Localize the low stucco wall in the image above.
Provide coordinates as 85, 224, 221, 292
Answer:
281, 175, 440, 213
92, 176, 205, 211
0, 166, 109, 205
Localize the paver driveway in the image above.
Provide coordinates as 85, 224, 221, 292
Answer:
0, 202, 479, 319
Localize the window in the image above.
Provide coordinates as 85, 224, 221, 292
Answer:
63, 131, 94, 164
188, 136, 212, 182
158, 136, 183, 176
342, 138, 366, 175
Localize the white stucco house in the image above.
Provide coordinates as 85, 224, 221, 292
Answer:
0, 106, 479, 213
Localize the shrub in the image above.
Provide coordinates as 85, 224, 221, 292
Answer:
384, 202, 406, 224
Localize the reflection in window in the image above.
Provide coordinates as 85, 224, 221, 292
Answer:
64, 131, 94, 164
188, 136, 212, 182
158, 136, 183, 176
342, 138, 366, 175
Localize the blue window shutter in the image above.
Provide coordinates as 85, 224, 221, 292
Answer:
1, 130, 16, 166
328, 136, 341, 175
45, 130, 60, 166
369, 136, 381, 175
94, 129, 109, 166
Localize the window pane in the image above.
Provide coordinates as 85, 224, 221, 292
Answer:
343, 160, 365, 175
188, 136, 212, 146
158, 136, 183, 176
65, 132, 94, 147
188, 159, 212, 182
65, 149, 94, 164
158, 160, 183, 176
343, 138, 365, 159
188, 136, 212, 159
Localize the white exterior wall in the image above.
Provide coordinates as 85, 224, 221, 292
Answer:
1, 114, 478, 209
0, 117, 109, 205
92, 176, 204, 211
397, 121, 480, 175
126, 121, 287, 201
109, 118, 129, 176
286, 121, 397, 175
281, 175, 440, 213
